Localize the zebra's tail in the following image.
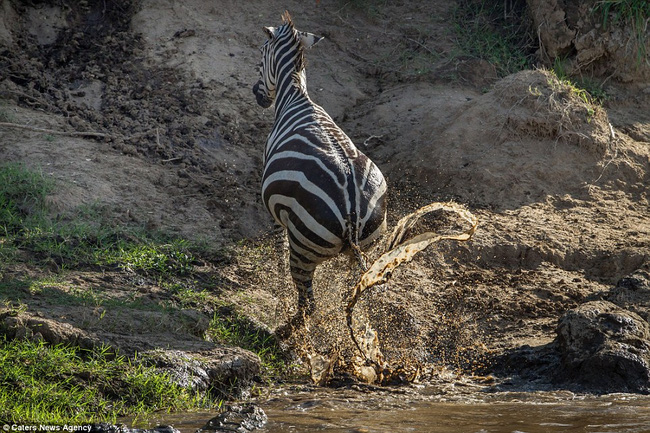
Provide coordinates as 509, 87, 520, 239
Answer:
345, 215, 368, 271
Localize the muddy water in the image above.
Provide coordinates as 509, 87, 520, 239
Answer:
259, 395, 650, 433
140, 386, 650, 433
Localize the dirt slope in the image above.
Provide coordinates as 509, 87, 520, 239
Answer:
1, 0, 649, 388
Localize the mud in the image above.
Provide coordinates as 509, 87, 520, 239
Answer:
0, 0, 649, 402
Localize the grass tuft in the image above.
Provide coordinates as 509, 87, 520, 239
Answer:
552, 58, 607, 105
0, 162, 52, 237
0, 163, 200, 278
208, 310, 291, 379
99, 239, 196, 277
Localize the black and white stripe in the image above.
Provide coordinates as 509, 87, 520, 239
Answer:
253, 12, 387, 315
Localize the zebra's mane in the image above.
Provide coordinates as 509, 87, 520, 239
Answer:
280, 11, 307, 88
281, 10, 294, 27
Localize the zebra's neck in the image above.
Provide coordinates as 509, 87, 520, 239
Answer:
274, 68, 310, 117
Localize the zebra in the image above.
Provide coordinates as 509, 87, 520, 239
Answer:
252, 12, 387, 325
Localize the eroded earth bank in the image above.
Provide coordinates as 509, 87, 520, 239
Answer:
1, 0, 649, 429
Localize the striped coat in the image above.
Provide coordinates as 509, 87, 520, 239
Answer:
253, 12, 387, 316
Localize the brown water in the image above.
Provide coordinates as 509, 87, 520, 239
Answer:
129, 387, 650, 433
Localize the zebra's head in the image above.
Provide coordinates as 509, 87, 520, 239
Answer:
253, 11, 323, 109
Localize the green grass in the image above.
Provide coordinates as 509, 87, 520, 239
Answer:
552, 58, 608, 105
0, 163, 200, 278
208, 310, 290, 379
166, 281, 215, 308
99, 239, 196, 276
0, 163, 289, 420
453, 0, 535, 76
0, 339, 210, 424
0, 162, 53, 237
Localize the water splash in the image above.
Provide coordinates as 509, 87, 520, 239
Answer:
305, 201, 479, 384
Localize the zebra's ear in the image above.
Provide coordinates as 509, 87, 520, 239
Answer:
264, 26, 277, 39
299, 31, 323, 50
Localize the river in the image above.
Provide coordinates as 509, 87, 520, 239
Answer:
137, 384, 650, 433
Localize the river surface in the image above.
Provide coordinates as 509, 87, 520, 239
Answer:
130, 385, 650, 433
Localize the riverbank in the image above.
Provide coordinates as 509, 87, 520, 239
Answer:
1, 0, 649, 426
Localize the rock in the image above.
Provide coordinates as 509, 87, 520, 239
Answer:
606, 268, 650, 322
0, 310, 99, 349
555, 300, 650, 393
141, 347, 261, 399
140, 349, 212, 391
616, 269, 650, 291
198, 404, 267, 433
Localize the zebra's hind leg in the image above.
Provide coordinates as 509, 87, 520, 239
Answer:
290, 260, 317, 316
275, 283, 314, 340
275, 253, 317, 339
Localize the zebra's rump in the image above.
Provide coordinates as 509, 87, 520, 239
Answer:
262, 128, 387, 261
262, 150, 348, 252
